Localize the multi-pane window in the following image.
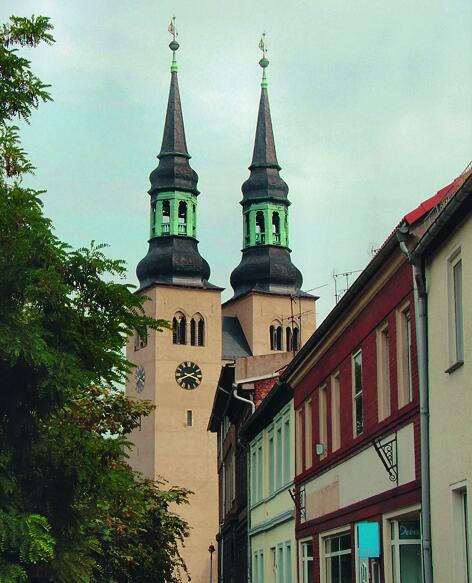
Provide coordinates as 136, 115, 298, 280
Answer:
266, 407, 292, 495
331, 373, 341, 451
250, 437, 264, 505
304, 400, 312, 469
390, 519, 423, 583
449, 252, 464, 367
253, 551, 264, 583
324, 532, 352, 583
353, 350, 363, 436
296, 408, 303, 475
397, 303, 413, 406
300, 540, 314, 583
268, 429, 275, 495
319, 385, 328, 459
377, 323, 391, 420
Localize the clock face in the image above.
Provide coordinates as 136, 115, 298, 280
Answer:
135, 365, 145, 393
175, 361, 202, 390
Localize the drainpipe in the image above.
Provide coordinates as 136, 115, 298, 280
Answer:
232, 382, 255, 582
232, 383, 256, 414
398, 225, 433, 583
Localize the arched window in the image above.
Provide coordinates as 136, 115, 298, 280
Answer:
190, 314, 205, 347
286, 327, 293, 351
198, 318, 205, 346
173, 312, 187, 345
162, 200, 170, 235
178, 201, 187, 234
293, 326, 300, 351
276, 326, 283, 350
270, 325, 276, 350
245, 213, 250, 245
151, 202, 157, 233
270, 321, 283, 350
255, 211, 265, 244
272, 212, 280, 244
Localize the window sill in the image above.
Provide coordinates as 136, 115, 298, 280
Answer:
445, 360, 464, 374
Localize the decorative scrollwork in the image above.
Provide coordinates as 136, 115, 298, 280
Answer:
372, 432, 398, 484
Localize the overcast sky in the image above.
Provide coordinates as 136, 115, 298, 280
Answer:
3, 0, 471, 322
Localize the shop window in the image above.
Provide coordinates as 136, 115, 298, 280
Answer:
323, 532, 352, 583
390, 519, 423, 583
377, 322, 391, 420
353, 350, 363, 436
300, 540, 314, 583
172, 312, 186, 345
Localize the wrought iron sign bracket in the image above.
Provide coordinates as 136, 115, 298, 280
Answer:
289, 486, 306, 521
372, 432, 398, 485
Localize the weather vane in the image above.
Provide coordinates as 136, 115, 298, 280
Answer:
168, 15, 179, 57
258, 32, 267, 60
168, 16, 178, 43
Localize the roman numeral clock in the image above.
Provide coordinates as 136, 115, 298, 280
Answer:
175, 361, 203, 390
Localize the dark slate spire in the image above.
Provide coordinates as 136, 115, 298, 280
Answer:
148, 43, 199, 196
230, 37, 303, 299
136, 26, 217, 292
241, 53, 288, 203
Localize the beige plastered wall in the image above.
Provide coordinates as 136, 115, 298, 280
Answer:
426, 214, 472, 582
126, 285, 221, 583
223, 292, 316, 356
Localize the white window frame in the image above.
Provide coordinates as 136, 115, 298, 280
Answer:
319, 384, 328, 459
447, 248, 464, 371
320, 528, 352, 583
381, 504, 422, 583
299, 537, 314, 583
451, 480, 470, 582
331, 372, 341, 452
377, 321, 391, 421
296, 408, 303, 476
352, 349, 363, 437
305, 399, 313, 470
396, 301, 413, 407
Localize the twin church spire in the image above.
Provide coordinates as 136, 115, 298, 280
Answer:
137, 28, 303, 298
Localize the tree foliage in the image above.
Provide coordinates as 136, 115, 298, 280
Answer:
0, 14, 189, 582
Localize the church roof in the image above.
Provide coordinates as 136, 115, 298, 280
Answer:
222, 317, 252, 360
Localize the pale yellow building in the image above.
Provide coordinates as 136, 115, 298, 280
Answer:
413, 172, 471, 582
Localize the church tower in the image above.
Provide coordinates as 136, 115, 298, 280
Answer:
126, 27, 221, 583
223, 40, 316, 355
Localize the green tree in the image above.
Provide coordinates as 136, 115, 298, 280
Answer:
0, 15, 190, 582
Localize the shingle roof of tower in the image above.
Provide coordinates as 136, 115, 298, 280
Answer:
241, 86, 289, 203
148, 64, 199, 196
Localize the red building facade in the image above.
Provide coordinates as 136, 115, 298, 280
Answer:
280, 227, 425, 583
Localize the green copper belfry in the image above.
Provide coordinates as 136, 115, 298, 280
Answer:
230, 36, 302, 298
136, 22, 214, 291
